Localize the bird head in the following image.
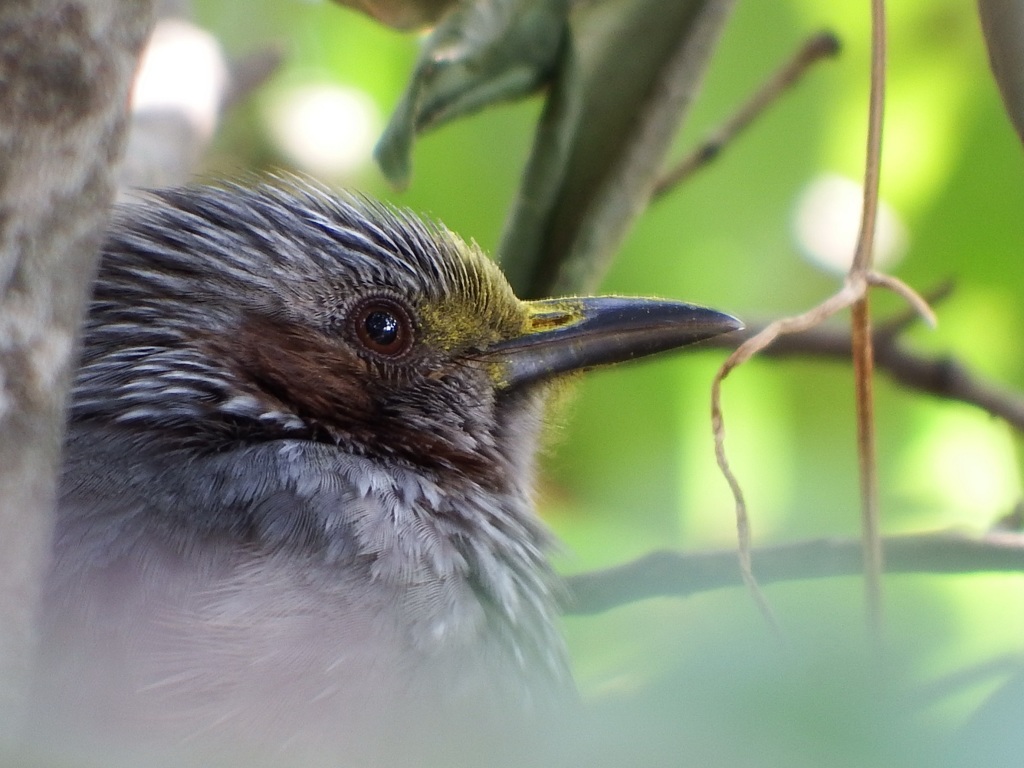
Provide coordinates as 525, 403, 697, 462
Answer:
71, 183, 739, 499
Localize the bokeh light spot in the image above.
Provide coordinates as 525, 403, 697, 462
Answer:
794, 173, 909, 274
265, 83, 381, 177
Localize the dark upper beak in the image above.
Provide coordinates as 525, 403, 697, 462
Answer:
485, 296, 742, 390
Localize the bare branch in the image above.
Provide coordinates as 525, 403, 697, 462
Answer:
653, 30, 840, 199
703, 321, 1024, 432
563, 532, 1024, 615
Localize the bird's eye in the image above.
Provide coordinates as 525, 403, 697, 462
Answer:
351, 298, 414, 358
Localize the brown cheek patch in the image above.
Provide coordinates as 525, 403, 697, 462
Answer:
204, 316, 374, 430
203, 317, 503, 488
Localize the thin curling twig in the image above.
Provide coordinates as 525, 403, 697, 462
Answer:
874, 278, 948, 340
653, 30, 840, 199
712, 283, 862, 632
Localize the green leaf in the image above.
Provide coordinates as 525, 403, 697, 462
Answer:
375, 0, 570, 187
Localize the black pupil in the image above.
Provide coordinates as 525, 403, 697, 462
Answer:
364, 310, 399, 346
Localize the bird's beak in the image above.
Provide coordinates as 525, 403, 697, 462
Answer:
485, 296, 743, 390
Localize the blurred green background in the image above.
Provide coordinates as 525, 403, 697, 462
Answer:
190, 0, 1024, 763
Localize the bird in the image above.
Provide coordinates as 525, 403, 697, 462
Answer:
28, 182, 740, 766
